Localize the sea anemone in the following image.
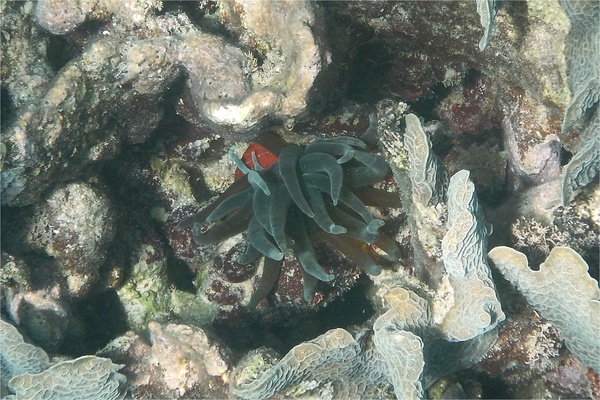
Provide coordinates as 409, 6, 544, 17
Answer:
178, 130, 401, 307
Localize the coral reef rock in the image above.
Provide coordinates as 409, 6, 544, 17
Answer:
1, 0, 327, 206
208, 0, 327, 131
2, 1, 600, 399
25, 182, 116, 298
100, 322, 229, 399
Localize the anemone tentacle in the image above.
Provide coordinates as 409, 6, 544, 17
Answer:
303, 173, 373, 223
300, 268, 319, 303
176, 177, 250, 229
288, 214, 335, 282
252, 182, 277, 234
269, 183, 294, 255
298, 152, 343, 204
373, 232, 402, 262
326, 206, 381, 244
192, 200, 253, 245
205, 187, 254, 223
279, 145, 314, 217
304, 184, 347, 234
316, 136, 367, 148
353, 186, 402, 208
248, 217, 283, 261
248, 258, 283, 308
321, 233, 383, 276
305, 142, 356, 164
230, 146, 270, 195
237, 243, 262, 265
344, 152, 390, 187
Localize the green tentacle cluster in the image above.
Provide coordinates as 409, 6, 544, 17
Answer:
179, 136, 401, 307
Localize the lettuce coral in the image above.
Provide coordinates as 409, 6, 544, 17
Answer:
230, 324, 425, 399
0, 318, 50, 388
558, 0, 600, 132
488, 246, 600, 373
230, 285, 499, 400
229, 328, 385, 399
1, 319, 126, 399
476, 0, 497, 51
439, 170, 504, 342
403, 114, 448, 207
561, 108, 600, 206
8, 355, 126, 400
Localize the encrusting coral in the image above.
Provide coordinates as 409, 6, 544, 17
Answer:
178, 131, 401, 307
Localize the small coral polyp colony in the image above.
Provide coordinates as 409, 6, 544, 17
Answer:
179, 134, 401, 307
